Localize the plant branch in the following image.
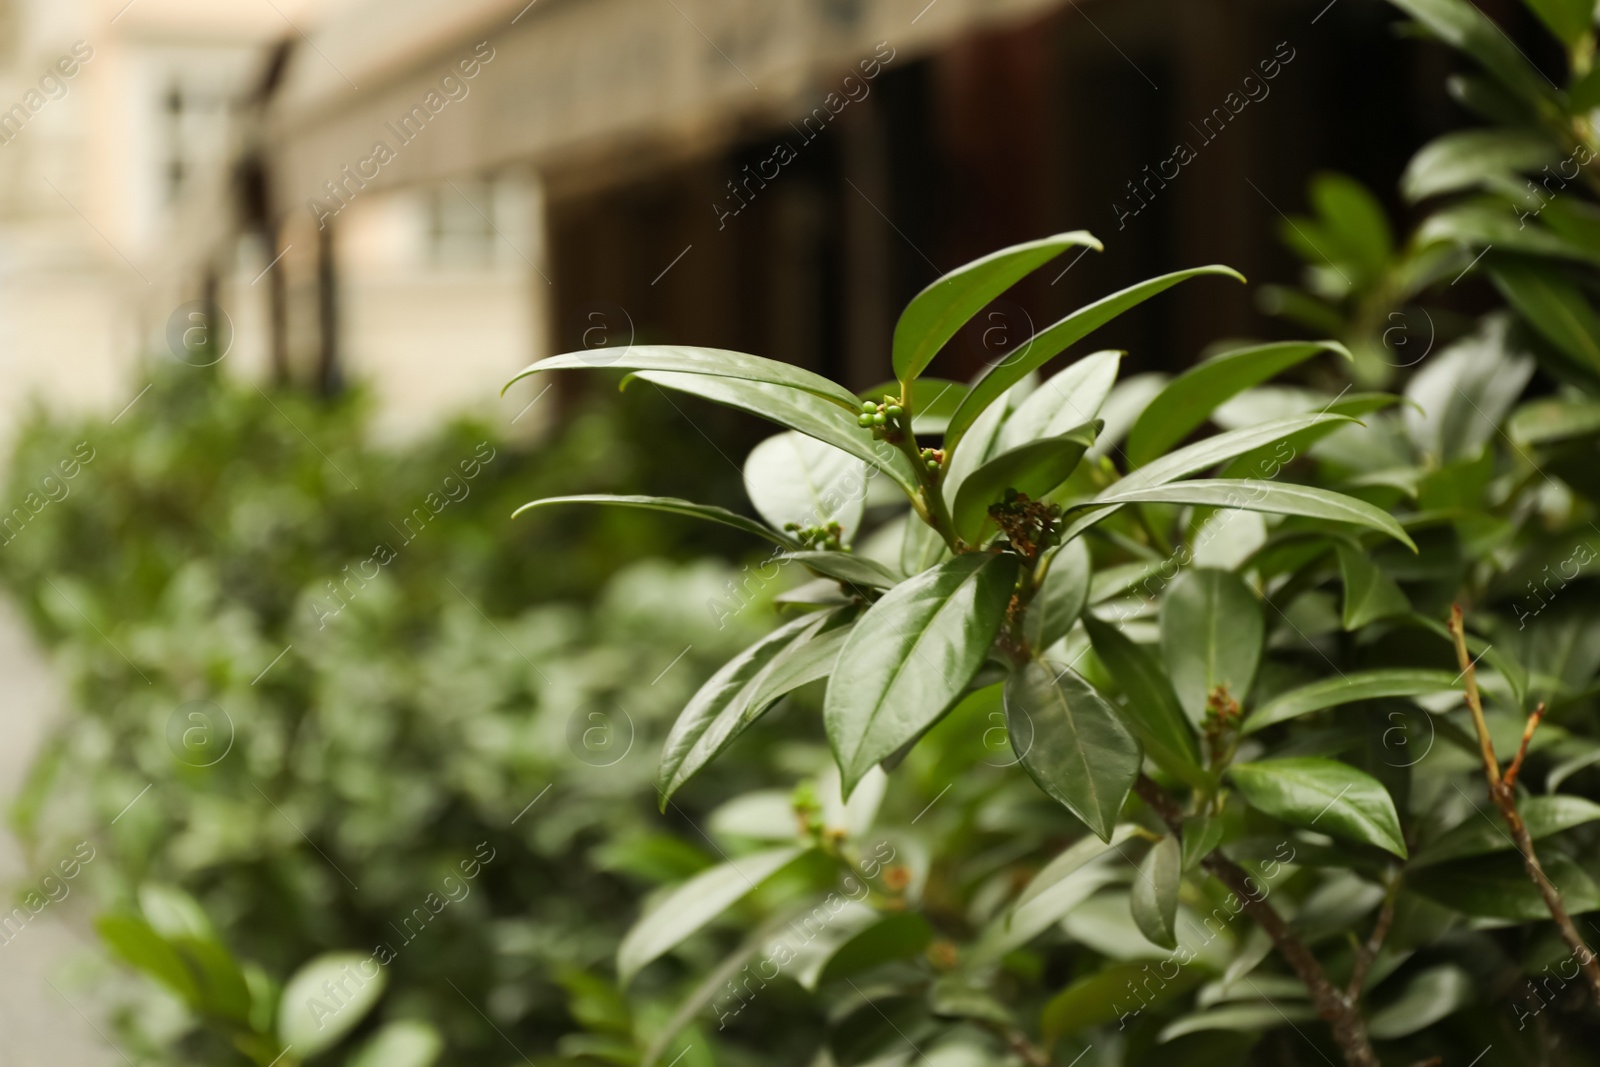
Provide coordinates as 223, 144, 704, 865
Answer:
1448, 604, 1600, 1009
1347, 876, 1399, 1001
1135, 776, 1379, 1067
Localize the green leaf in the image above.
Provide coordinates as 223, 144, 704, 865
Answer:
1058, 413, 1357, 542
1004, 660, 1141, 840
1158, 1002, 1317, 1042
630, 371, 921, 495
1024, 537, 1091, 651
817, 913, 934, 985
1309, 172, 1395, 277
829, 995, 937, 1067
945, 266, 1246, 451
1242, 669, 1461, 735
348, 1020, 444, 1067
278, 951, 388, 1056
1409, 851, 1600, 919
515, 495, 792, 547
950, 422, 1099, 545
1182, 815, 1225, 872
1386, 0, 1561, 107
979, 832, 1129, 961
1509, 396, 1600, 444
997, 350, 1123, 451
783, 551, 901, 591
743, 432, 869, 543
1160, 569, 1263, 726
1042, 960, 1206, 1043
1228, 758, 1407, 857
1488, 258, 1600, 374
1084, 480, 1418, 550
1014, 826, 1141, 911
825, 553, 1020, 793
1401, 129, 1561, 201
1522, 0, 1595, 45
892, 232, 1102, 382
1335, 542, 1410, 630
617, 846, 805, 983
1366, 966, 1473, 1039
1126, 342, 1350, 467
506, 344, 861, 408
95, 913, 202, 1007
1412, 794, 1600, 866
658, 612, 836, 804
900, 513, 950, 575
1131, 835, 1181, 950
1082, 615, 1205, 785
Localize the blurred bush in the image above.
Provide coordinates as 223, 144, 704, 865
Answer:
0, 367, 798, 1065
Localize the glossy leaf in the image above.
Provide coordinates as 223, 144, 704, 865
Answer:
1522, 0, 1595, 45
743, 431, 869, 543
515, 495, 791, 547
95, 914, 202, 1006
1412, 794, 1600, 866
1228, 758, 1407, 858
1024, 537, 1091, 651
950, 422, 1099, 544
1084, 479, 1418, 550
1004, 660, 1141, 840
1159, 1003, 1317, 1042
825, 553, 1020, 794
658, 611, 836, 803
1410, 852, 1600, 919
1242, 669, 1460, 735
507, 344, 861, 408
997, 350, 1123, 451
892, 231, 1101, 382
617, 846, 805, 983
1366, 966, 1473, 1039
1401, 129, 1560, 201
1126, 341, 1350, 467
279, 952, 388, 1056
1131, 835, 1181, 950
945, 266, 1246, 451
1082, 615, 1205, 785
1387, 0, 1560, 107
783, 551, 901, 591
1335, 542, 1410, 630
631, 371, 920, 495
1014, 826, 1140, 911
1160, 569, 1263, 726
1058, 413, 1358, 542
1509, 396, 1600, 445
1043, 960, 1206, 1043
1488, 259, 1600, 374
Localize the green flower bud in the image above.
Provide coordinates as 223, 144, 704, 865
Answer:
886, 405, 903, 418
872, 412, 887, 426
858, 413, 875, 427
861, 401, 877, 414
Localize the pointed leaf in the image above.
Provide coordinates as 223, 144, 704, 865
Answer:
1366, 966, 1473, 1039
892, 232, 1102, 382
1228, 757, 1407, 857
950, 422, 1099, 544
998, 350, 1123, 451
1044, 960, 1206, 1043
515, 495, 792, 546
631, 371, 920, 495
658, 612, 834, 803
1336, 542, 1410, 629
617, 846, 805, 983
1004, 660, 1141, 840
1082, 615, 1205, 784
1387, 0, 1560, 107
946, 266, 1246, 450
1024, 537, 1091, 651
1160, 568, 1263, 726
1131, 835, 1181, 950
1412, 794, 1600, 867
1127, 341, 1350, 467
1242, 669, 1460, 735
1488, 258, 1600, 374
1410, 851, 1600, 919
825, 554, 1020, 793
817, 913, 934, 986
507, 344, 861, 408
1058, 413, 1358, 543
783, 551, 901, 591
1084, 479, 1417, 550
1401, 129, 1560, 201
744, 432, 869, 543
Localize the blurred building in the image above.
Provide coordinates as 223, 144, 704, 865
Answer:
0, 0, 1450, 446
